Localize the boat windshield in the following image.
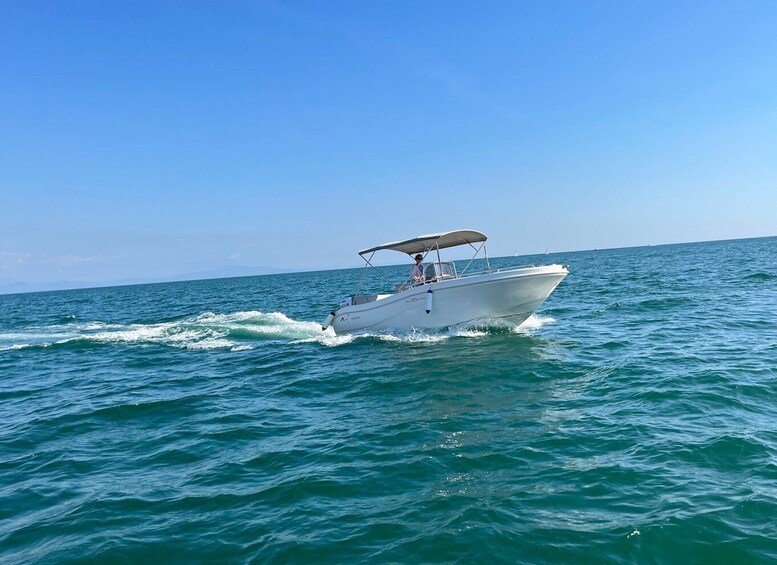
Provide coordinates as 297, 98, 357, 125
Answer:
424, 262, 457, 280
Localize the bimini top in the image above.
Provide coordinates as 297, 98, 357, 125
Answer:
358, 229, 487, 256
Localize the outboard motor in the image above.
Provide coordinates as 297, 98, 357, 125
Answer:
321, 311, 336, 331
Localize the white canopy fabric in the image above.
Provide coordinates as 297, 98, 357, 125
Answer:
358, 229, 488, 256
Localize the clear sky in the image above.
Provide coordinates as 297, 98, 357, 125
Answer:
1, 1, 776, 290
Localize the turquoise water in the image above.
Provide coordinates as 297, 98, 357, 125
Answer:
1, 237, 776, 562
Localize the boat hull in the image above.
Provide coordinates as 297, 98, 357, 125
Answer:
331, 264, 568, 333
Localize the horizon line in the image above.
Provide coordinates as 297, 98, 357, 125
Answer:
1, 233, 774, 297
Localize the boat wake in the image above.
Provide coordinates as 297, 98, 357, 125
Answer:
295, 313, 555, 347
0, 311, 554, 352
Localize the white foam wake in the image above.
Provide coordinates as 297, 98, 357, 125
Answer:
293, 313, 555, 347
0, 312, 555, 352
0, 311, 320, 352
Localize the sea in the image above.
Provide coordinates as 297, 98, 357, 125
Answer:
1, 236, 776, 563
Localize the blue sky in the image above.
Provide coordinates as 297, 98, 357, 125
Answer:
1, 1, 776, 290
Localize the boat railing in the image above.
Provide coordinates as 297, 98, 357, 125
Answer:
372, 262, 562, 298
452, 263, 540, 278
396, 263, 543, 290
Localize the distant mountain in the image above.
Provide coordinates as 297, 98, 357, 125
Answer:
0, 280, 100, 295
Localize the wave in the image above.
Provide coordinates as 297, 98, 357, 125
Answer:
596, 295, 695, 314
743, 272, 775, 281
0, 312, 555, 352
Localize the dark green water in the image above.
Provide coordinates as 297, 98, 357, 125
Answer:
1, 237, 776, 563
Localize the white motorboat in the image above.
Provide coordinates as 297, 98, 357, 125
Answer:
321, 229, 568, 334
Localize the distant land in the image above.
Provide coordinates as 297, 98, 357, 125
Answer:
0, 265, 293, 295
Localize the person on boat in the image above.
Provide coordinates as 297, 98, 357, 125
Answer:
411, 254, 425, 284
